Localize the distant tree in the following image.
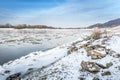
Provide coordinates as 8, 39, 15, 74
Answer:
5, 23, 12, 28
0, 23, 56, 29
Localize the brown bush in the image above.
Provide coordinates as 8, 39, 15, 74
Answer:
90, 29, 102, 40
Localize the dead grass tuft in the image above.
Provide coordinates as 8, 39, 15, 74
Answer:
90, 29, 102, 40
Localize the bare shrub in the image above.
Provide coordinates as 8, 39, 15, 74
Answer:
90, 28, 102, 40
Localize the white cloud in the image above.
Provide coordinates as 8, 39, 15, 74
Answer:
2, 0, 120, 27
7, 1, 95, 27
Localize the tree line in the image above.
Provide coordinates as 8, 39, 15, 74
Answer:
0, 23, 55, 29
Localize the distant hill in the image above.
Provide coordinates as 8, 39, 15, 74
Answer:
88, 18, 120, 28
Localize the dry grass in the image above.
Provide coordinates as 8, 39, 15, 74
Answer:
90, 29, 102, 40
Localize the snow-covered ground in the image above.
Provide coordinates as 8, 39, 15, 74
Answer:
0, 28, 120, 80
21, 35, 120, 80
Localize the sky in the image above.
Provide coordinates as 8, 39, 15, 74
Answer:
0, 0, 120, 27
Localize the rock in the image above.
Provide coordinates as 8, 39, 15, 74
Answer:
81, 61, 88, 71
79, 77, 85, 80
93, 77, 99, 80
81, 61, 100, 73
105, 49, 111, 54
113, 54, 120, 58
118, 66, 120, 70
88, 45, 96, 50
84, 44, 107, 58
101, 71, 111, 76
96, 63, 107, 69
7, 61, 13, 65
67, 50, 71, 55
4, 70, 10, 74
34, 53, 38, 55
68, 46, 78, 54
96, 62, 113, 69
25, 56, 29, 59
106, 62, 113, 68
6, 72, 21, 80
91, 54, 99, 59
40, 77, 47, 80
85, 46, 93, 52
88, 45, 105, 50
81, 44, 89, 48
24, 68, 34, 75
90, 50, 105, 59
87, 51, 92, 56
28, 68, 34, 71
108, 50, 116, 55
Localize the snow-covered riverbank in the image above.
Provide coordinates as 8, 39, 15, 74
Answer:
0, 28, 120, 80
0, 29, 92, 64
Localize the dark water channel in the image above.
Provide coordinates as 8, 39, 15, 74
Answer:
0, 44, 53, 65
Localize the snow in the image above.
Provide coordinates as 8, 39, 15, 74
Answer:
0, 28, 120, 80
0, 29, 91, 80
0, 45, 69, 80
106, 36, 120, 53
22, 48, 89, 80
22, 29, 120, 80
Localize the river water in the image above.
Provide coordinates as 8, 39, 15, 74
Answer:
0, 44, 54, 65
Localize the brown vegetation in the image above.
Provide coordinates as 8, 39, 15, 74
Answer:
90, 29, 102, 40
0, 23, 55, 29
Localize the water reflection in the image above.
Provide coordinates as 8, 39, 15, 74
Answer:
0, 44, 53, 65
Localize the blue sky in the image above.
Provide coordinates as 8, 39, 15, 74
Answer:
0, 0, 120, 27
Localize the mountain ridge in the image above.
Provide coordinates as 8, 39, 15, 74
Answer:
88, 18, 120, 28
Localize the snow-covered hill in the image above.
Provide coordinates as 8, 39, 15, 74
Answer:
22, 35, 120, 80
